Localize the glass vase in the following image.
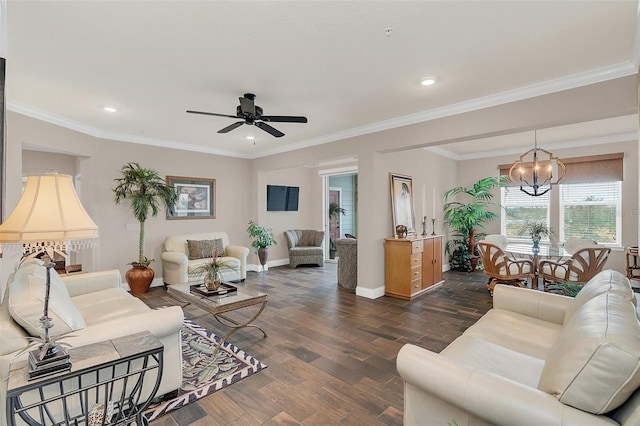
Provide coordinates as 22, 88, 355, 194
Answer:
205, 270, 222, 291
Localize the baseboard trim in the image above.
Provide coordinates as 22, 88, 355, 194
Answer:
246, 257, 290, 272
356, 285, 386, 299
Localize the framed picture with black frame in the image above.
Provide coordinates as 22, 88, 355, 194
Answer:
166, 176, 215, 220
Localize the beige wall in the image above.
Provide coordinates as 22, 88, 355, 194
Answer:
3, 112, 253, 292
2, 75, 637, 297
23, 150, 79, 176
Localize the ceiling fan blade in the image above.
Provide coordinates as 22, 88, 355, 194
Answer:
187, 110, 238, 119
260, 115, 308, 123
255, 121, 284, 138
217, 121, 245, 133
239, 96, 256, 116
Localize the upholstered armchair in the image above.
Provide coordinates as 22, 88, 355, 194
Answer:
336, 238, 357, 291
476, 240, 534, 295
284, 229, 324, 268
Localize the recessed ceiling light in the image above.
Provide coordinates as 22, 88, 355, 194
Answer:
246, 135, 255, 141
420, 78, 436, 86
103, 106, 118, 112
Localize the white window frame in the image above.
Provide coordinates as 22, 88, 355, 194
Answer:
500, 187, 551, 242
558, 181, 621, 247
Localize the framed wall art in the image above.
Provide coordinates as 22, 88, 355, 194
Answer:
166, 176, 215, 220
389, 173, 416, 236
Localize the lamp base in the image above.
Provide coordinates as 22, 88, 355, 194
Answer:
28, 346, 71, 380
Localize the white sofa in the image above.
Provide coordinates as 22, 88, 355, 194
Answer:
397, 270, 640, 425
161, 232, 250, 285
0, 259, 184, 423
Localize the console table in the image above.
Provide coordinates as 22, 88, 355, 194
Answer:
6, 331, 163, 426
384, 235, 443, 299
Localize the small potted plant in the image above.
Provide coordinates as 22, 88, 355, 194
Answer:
246, 220, 277, 268
113, 163, 177, 294
191, 247, 230, 291
518, 220, 552, 249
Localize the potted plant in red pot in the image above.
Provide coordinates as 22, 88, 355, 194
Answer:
113, 163, 177, 294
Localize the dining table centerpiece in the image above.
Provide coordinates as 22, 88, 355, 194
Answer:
518, 220, 552, 250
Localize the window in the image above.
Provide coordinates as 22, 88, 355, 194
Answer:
501, 186, 549, 240
560, 182, 621, 245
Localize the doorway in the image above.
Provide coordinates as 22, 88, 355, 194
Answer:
325, 173, 358, 261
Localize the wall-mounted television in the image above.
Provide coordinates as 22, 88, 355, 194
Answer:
267, 185, 299, 211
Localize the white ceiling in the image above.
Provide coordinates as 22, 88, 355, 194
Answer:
5, 1, 640, 159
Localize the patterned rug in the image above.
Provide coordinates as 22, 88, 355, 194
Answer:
144, 319, 267, 421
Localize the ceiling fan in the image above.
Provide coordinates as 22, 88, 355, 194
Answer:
186, 93, 308, 138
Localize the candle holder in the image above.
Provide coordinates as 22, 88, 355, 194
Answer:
421, 216, 427, 236
431, 218, 436, 236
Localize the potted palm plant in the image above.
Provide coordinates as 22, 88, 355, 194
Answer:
113, 162, 177, 294
443, 176, 506, 271
246, 220, 277, 268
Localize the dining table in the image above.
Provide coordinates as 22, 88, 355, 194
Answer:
505, 243, 571, 290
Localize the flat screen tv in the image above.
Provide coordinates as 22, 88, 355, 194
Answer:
267, 185, 299, 211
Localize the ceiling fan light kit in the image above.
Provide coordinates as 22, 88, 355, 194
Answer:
187, 93, 308, 138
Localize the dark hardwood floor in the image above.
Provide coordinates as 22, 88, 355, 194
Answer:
137, 263, 493, 425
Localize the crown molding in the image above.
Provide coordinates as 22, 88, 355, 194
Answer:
249, 61, 637, 159
426, 131, 638, 161
9, 61, 637, 160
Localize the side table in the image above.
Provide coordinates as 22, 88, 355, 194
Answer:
6, 331, 163, 426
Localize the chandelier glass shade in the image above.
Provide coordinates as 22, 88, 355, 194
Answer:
508, 132, 566, 197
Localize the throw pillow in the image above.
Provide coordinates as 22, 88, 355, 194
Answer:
8, 259, 86, 338
187, 239, 224, 259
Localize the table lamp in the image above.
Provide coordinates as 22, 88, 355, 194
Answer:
0, 173, 98, 378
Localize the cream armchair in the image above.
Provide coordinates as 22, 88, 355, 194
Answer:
162, 232, 249, 285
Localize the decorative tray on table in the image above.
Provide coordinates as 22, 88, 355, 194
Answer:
190, 283, 237, 297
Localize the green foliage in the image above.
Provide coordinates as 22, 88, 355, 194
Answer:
443, 176, 506, 260
546, 282, 584, 297
246, 220, 277, 253
518, 220, 552, 240
328, 202, 346, 219
112, 163, 178, 266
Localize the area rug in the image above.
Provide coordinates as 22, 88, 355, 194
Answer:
144, 318, 267, 421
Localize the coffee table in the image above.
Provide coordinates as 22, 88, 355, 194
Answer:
168, 282, 267, 353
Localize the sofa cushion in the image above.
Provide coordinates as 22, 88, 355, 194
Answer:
72, 287, 150, 326
187, 239, 224, 259
538, 292, 640, 414
463, 309, 563, 360
564, 269, 634, 323
8, 259, 86, 337
442, 335, 546, 388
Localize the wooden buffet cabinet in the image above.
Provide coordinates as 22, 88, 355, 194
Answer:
384, 235, 443, 299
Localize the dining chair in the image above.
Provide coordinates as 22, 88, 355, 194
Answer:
626, 246, 640, 280
476, 241, 535, 295
539, 246, 611, 290
484, 234, 509, 250
563, 238, 598, 253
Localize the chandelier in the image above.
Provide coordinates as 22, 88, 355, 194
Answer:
508, 130, 566, 197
